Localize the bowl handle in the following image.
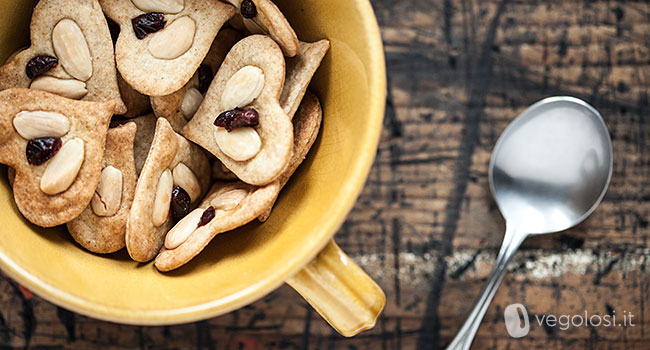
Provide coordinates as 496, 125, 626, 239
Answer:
285, 240, 386, 337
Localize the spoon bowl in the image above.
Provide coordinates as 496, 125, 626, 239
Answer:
446, 96, 613, 350
490, 96, 613, 234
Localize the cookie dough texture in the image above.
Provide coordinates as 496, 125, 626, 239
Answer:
100, 0, 235, 96
225, 0, 299, 57
0, 89, 113, 227
67, 123, 138, 254
117, 72, 152, 117
126, 118, 211, 262
0, 0, 126, 114
154, 180, 280, 271
121, 114, 157, 175
259, 91, 322, 222
183, 35, 293, 186
280, 40, 329, 119
151, 28, 243, 132
112, 113, 158, 175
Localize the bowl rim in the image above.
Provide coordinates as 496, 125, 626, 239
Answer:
0, 0, 387, 325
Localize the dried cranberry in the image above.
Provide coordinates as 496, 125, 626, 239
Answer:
240, 0, 258, 18
198, 207, 215, 228
26, 55, 58, 79
197, 65, 213, 94
231, 109, 259, 129
132, 12, 166, 39
214, 108, 241, 129
26, 137, 62, 165
170, 186, 191, 220
214, 108, 259, 132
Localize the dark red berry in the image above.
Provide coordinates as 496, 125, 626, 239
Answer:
231, 109, 259, 130
240, 0, 258, 18
26, 55, 58, 79
197, 65, 213, 94
214, 108, 241, 130
198, 206, 215, 228
170, 186, 191, 220
26, 137, 62, 165
214, 108, 259, 132
132, 12, 166, 39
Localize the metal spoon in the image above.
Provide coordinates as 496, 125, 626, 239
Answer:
445, 96, 613, 350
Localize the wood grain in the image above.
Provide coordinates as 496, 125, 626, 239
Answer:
1, 0, 649, 349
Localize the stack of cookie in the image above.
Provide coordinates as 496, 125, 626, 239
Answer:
0, 0, 329, 271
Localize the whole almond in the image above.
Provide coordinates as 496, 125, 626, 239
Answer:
91, 166, 123, 217
40, 138, 85, 195
132, 0, 184, 13
30, 76, 88, 100
52, 19, 93, 81
152, 169, 173, 227
214, 126, 261, 161
172, 163, 201, 202
164, 208, 203, 249
211, 188, 248, 211
181, 87, 203, 119
221, 66, 265, 111
13, 110, 70, 140
148, 16, 196, 60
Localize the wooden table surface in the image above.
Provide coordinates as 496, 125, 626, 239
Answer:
1, 0, 649, 349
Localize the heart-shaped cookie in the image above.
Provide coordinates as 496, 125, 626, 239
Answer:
0, 0, 126, 114
126, 118, 211, 262
154, 180, 280, 271
0, 89, 114, 227
67, 122, 138, 254
183, 35, 293, 186
100, 0, 235, 96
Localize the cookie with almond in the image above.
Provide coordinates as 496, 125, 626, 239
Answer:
0, 89, 114, 227
182, 35, 293, 186
0, 0, 126, 114
154, 180, 280, 271
100, 0, 235, 96
67, 123, 138, 254
126, 118, 211, 262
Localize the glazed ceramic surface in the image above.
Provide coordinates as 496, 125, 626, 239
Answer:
0, 0, 386, 324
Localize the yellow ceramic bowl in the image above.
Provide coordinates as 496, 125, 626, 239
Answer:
0, 0, 386, 328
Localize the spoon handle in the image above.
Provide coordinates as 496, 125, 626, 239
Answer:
445, 226, 527, 350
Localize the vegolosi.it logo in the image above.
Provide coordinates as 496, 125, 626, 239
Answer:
504, 303, 530, 337
504, 303, 635, 338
